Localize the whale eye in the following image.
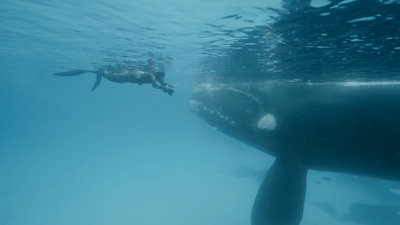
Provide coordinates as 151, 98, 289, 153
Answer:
135, 75, 141, 79
258, 114, 277, 131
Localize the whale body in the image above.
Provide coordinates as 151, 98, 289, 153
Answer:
189, 82, 400, 225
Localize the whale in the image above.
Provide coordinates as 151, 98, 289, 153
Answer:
189, 82, 400, 225
312, 201, 400, 225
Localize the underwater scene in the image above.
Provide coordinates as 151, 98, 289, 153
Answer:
1, 0, 400, 224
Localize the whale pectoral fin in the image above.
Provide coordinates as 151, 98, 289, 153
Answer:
53, 69, 89, 76
91, 74, 102, 91
252, 153, 308, 225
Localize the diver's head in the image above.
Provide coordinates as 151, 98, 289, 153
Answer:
155, 72, 165, 79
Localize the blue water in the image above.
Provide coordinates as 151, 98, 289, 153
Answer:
1, 0, 400, 225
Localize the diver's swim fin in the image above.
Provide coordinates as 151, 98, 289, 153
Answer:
251, 152, 308, 225
53, 69, 92, 76
91, 74, 102, 91
53, 69, 100, 91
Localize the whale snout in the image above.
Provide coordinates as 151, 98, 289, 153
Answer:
189, 86, 266, 128
188, 99, 202, 113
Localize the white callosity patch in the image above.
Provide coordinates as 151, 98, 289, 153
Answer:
258, 114, 277, 131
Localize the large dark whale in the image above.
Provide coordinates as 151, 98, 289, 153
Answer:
312, 201, 400, 225
189, 82, 400, 225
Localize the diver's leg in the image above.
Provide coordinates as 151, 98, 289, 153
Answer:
54, 69, 101, 92
53, 70, 96, 76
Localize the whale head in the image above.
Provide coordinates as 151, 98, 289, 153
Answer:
189, 84, 279, 155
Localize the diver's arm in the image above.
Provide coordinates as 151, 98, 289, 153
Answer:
147, 58, 155, 72
151, 77, 174, 96
151, 77, 165, 90
157, 77, 174, 88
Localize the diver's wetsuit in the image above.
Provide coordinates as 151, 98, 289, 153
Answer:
97, 61, 174, 95
53, 59, 175, 95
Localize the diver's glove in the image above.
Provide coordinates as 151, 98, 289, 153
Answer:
166, 88, 174, 96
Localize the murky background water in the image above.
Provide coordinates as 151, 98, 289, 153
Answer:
1, 0, 400, 224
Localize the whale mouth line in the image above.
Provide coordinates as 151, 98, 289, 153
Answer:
188, 99, 237, 126
190, 86, 269, 131
193, 85, 261, 106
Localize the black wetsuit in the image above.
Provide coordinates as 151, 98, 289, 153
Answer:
53, 59, 174, 95
97, 65, 174, 95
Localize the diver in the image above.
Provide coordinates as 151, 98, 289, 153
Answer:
53, 59, 176, 96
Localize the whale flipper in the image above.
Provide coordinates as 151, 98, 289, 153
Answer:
53, 69, 91, 76
252, 153, 308, 225
91, 74, 102, 91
